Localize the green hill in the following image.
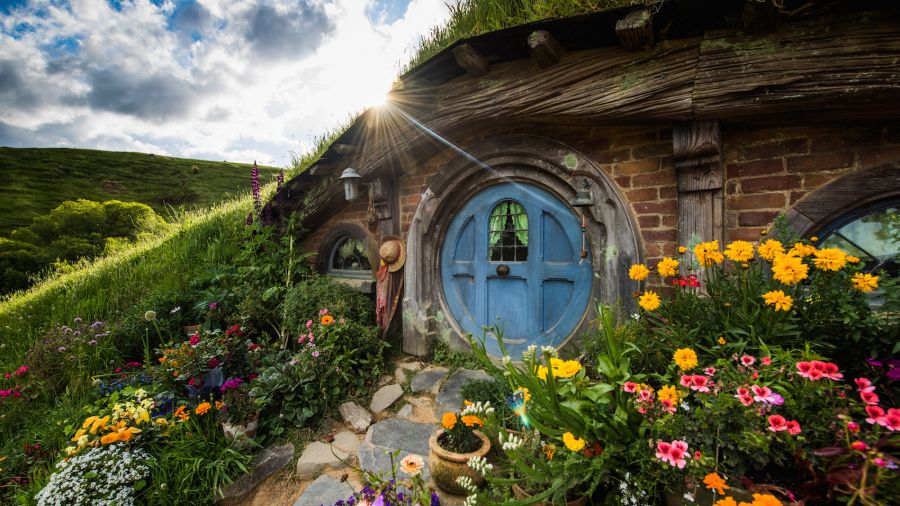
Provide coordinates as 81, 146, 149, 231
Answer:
0, 147, 280, 235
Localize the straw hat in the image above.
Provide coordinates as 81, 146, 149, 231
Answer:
379, 235, 406, 272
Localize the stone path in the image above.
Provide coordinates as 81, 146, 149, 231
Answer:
288, 358, 481, 506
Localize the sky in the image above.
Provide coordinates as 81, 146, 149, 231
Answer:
0, 0, 453, 165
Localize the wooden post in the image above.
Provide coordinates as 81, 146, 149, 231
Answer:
452, 43, 490, 77
528, 30, 565, 68
672, 120, 724, 266
615, 9, 653, 50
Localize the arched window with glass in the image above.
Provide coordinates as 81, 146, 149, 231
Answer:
819, 199, 899, 276
328, 236, 372, 277
488, 200, 528, 262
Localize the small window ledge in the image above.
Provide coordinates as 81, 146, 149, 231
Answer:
329, 275, 376, 294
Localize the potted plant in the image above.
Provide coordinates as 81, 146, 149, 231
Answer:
430, 401, 493, 495
219, 378, 259, 442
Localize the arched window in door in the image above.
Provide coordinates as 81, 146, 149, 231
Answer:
819, 199, 899, 276
488, 200, 528, 261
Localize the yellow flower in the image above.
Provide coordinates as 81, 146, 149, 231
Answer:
543, 443, 556, 461
82, 416, 98, 430
788, 242, 816, 257
536, 365, 549, 381
749, 494, 783, 506
562, 432, 586, 452
847, 255, 860, 264
639, 291, 661, 311
155, 418, 168, 427
810, 236, 818, 242
718, 336, 727, 345
714, 499, 738, 506
656, 257, 679, 278
399, 454, 424, 477
724, 241, 754, 262
441, 412, 457, 430
89, 416, 110, 435
678, 246, 687, 254
554, 360, 582, 379
71, 429, 86, 442
771, 254, 809, 285
658, 385, 681, 404
756, 240, 784, 262
461, 415, 483, 427
99, 432, 119, 445
812, 248, 847, 271
704, 472, 730, 495
515, 387, 531, 402
195, 402, 211, 416
694, 241, 724, 266
628, 264, 650, 281
851, 273, 879, 293
321, 315, 335, 325
673, 348, 698, 371
762, 290, 793, 311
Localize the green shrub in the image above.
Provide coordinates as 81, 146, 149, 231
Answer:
113, 291, 193, 360
25, 318, 119, 396
281, 275, 374, 336
460, 378, 516, 428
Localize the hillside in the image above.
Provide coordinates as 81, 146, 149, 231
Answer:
0, 147, 280, 234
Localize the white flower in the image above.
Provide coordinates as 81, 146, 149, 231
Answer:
522, 345, 537, 360
143, 310, 156, 322
170, 306, 181, 314
540, 345, 558, 358
463, 494, 478, 506
467, 456, 493, 476
500, 432, 524, 451
456, 476, 477, 494
631, 313, 641, 321
501, 355, 511, 365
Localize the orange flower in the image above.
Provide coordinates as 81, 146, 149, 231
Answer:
703, 472, 730, 495
195, 402, 211, 416
714, 499, 737, 506
174, 405, 190, 422
441, 412, 457, 430
215, 401, 224, 410
321, 315, 335, 325
461, 415, 483, 427
158, 357, 167, 363
99, 432, 119, 445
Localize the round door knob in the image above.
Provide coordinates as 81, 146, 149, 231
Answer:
496, 264, 510, 276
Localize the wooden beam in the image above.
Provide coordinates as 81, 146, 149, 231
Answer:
743, 0, 778, 34
615, 9, 653, 50
309, 163, 338, 176
332, 143, 356, 156
528, 30, 565, 68
452, 43, 490, 77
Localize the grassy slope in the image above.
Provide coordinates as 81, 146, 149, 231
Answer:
0, 147, 280, 234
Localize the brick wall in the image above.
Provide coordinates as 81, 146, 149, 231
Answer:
300, 198, 369, 267
723, 125, 900, 241
301, 123, 900, 275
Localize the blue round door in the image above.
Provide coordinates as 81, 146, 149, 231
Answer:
440, 182, 592, 357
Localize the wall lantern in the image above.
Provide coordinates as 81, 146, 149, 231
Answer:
339, 167, 363, 201
570, 179, 594, 261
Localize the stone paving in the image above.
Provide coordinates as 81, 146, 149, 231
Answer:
288, 358, 478, 506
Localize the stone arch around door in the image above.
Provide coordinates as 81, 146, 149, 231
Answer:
402, 134, 641, 356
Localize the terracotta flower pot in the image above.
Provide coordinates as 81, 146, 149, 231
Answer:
222, 416, 258, 442
429, 429, 491, 495
182, 324, 201, 335
512, 484, 589, 506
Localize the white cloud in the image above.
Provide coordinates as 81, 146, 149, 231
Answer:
0, 0, 452, 165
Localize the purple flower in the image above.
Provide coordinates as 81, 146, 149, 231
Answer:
72, 331, 81, 336
73, 317, 82, 323
312, 351, 320, 358
221, 377, 244, 392
372, 495, 385, 506
431, 492, 440, 506
769, 392, 785, 406
57, 346, 66, 352
246, 212, 253, 226
277, 170, 284, 191
91, 321, 103, 328
867, 358, 883, 368
88, 340, 98, 346
209, 302, 218, 310
251, 161, 261, 213
887, 367, 900, 382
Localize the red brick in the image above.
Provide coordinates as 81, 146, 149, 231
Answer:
660, 242, 677, 256
633, 200, 677, 215
614, 159, 659, 176
614, 176, 631, 188
727, 228, 766, 241
741, 175, 801, 193
644, 243, 661, 257
738, 211, 779, 227
786, 152, 854, 173
638, 215, 660, 228
789, 191, 807, 205
661, 215, 678, 228
632, 142, 672, 159
659, 186, 678, 199
632, 171, 676, 187
402, 194, 421, 205
593, 149, 631, 164
728, 192, 786, 210
739, 138, 808, 160
725, 180, 738, 195
726, 159, 784, 179
858, 145, 900, 167
803, 172, 837, 190
626, 188, 658, 202
642, 229, 677, 242
808, 129, 874, 153
611, 130, 657, 148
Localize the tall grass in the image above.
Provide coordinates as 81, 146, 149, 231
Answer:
405, 0, 646, 72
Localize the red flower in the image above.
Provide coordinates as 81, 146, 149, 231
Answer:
248, 343, 259, 351
694, 451, 702, 460
660, 399, 676, 413
189, 334, 201, 346
208, 357, 220, 369
860, 390, 880, 405
680, 375, 692, 387
786, 420, 801, 435
247, 373, 259, 381
847, 421, 860, 432
704, 367, 716, 376
740, 355, 756, 367
690, 375, 710, 393
768, 415, 788, 432
623, 382, 637, 393
865, 405, 886, 425
762, 356, 772, 366
885, 408, 900, 431
687, 275, 700, 287
850, 440, 868, 451
820, 362, 843, 380
855, 377, 875, 393
226, 324, 241, 335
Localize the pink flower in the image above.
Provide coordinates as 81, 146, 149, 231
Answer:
855, 377, 875, 393
762, 356, 772, 366
850, 440, 867, 451
820, 362, 843, 380
114, 368, 122, 373
319, 308, 329, 315
786, 420, 801, 435
768, 415, 788, 432
739, 394, 754, 406
306, 319, 313, 329
860, 390, 880, 405
13, 366, 28, 376
694, 451, 702, 460
752, 385, 779, 404
690, 375, 710, 393
680, 375, 692, 387
847, 422, 860, 432
885, 408, 900, 431
865, 406, 886, 425
704, 367, 716, 376
623, 382, 637, 393
797, 361, 814, 379
638, 389, 654, 403
189, 334, 201, 346
297, 334, 306, 344
656, 440, 689, 468
660, 399, 676, 413
655, 441, 671, 461
740, 355, 756, 367
312, 351, 320, 358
